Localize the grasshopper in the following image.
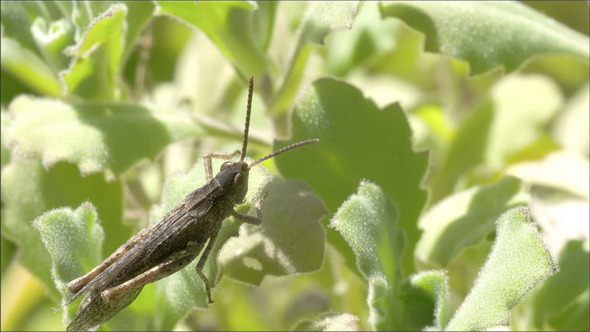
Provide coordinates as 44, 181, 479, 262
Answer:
64, 77, 318, 331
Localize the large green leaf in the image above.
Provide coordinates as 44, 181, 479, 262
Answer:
5, 95, 201, 175
275, 78, 428, 275
380, 2, 589, 75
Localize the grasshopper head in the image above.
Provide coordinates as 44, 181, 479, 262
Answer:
213, 76, 319, 205
215, 160, 250, 204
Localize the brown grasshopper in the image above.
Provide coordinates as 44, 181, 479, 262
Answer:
64, 77, 318, 331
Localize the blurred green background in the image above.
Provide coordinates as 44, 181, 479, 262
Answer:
1, 1, 588, 331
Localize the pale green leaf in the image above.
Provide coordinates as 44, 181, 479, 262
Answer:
6, 95, 201, 175
0, 36, 62, 96
446, 206, 558, 331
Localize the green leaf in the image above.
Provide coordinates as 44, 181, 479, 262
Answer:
0, 157, 124, 300
330, 181, 402, 330
417, 176, 528, 268
270, 1, 361, 116
61, 3, 127, 100
0, 2, 41, 53
380, 2, 590, 75
5, 95, 201, 175
445, 206, 558, 331
156, 1, 269, 77
219, 178, 327, 285
275, 78, 428, 274
552, 82, 589, 157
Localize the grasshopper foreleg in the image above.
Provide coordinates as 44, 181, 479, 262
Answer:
203, 150, 240, 180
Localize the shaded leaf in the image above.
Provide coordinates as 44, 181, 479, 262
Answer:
430, 74, 562, 202
219, 178, 327, 285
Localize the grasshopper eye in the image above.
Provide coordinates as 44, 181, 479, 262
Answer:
220, 162, 233, 170
233, 172, 242, 184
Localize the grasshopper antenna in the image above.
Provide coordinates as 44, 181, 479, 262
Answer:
248, 139, 319, 169
240, 76, 254, 162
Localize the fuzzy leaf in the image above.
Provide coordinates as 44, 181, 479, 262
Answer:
380, 2, 590, 75
445, 206, 558, 331
511, 240, 589, 331
5, 95, 201, 175
34, 204, 104, 322
330, 181, 402, 330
